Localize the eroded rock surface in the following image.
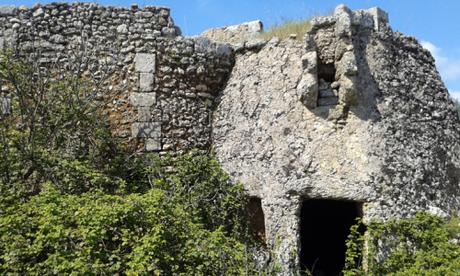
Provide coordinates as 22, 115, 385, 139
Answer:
212, 5, 460, 274
1, 3, 459, 274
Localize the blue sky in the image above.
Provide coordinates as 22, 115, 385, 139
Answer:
2, 0, 460, 100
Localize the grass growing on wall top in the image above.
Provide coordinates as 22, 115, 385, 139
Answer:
259, 19, 311, 41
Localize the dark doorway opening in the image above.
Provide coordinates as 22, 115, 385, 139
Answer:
300, 199, 362, 275
247, 197, 266, 244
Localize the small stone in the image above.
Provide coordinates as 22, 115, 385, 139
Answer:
116, 24, 128, 34
33, 8, 44, 17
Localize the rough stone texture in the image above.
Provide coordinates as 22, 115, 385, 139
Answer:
1, 3, 459, 274
131, 122, 161, 138
212, 5, 460, 274
0, 3, 233, 153
201, 20, 263, 46
139, 73, 155, 92
129, 93, 156, 107
135, 53, 156, 73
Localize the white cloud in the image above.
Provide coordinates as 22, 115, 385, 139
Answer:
421, 41, 440, 57
421, 40, 460, 82
450, 90, 460, 101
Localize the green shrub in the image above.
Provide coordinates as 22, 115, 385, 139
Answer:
259, 19, 311, 41
343, 213, 460, 275
0, 50, 136, 197
0, 183, 249, 275
0, 51, 264, 274
0, 151, 263, 275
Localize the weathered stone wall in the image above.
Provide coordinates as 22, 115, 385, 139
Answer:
211, 5, 460, 274
1, 3, 459, 274
0, 3, 233, 153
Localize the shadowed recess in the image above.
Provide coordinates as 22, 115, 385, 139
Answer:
300, 199, 362, 275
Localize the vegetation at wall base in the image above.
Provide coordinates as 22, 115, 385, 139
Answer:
343, 212, 460, 275
0, 51, 268, 275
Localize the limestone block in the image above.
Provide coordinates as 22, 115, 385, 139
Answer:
137, 106, 151, 121
145, 138, 161, 151
131, 122, 161, 138
337, 51, 358, 76
367, 7, 389, 31
135, 53, 156, 73
338, 75, 358, 105
139, 73, 154, 92
0, 37, 3, 51
297, 73, 318, 109
129, 92, 156, 107
301, 51, 317, 73
352, 7, 389, 31
334, 4, 352, 37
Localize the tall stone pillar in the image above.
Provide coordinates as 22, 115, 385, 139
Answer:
262, 195, 301, 275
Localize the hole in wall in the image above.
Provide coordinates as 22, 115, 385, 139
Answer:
317, 61, 338, 106
247, 197, 266, 244
300, 199, 363, 275
318, 62, 336, 83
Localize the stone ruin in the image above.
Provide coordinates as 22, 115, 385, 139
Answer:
1, 3, 459, 274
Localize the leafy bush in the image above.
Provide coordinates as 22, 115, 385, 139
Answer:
0, 51, 263, 274
0, 50, 137, 198
259, 19, 311, 41
0, 183, 253, 275
344, 213, 460, 275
